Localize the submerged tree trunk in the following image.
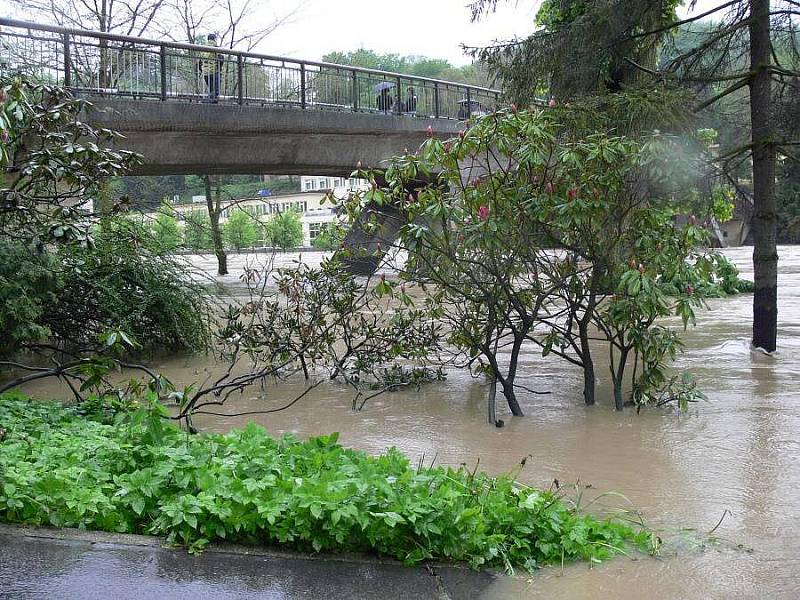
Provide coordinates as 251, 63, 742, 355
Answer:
487, 377, 497, 425
749, 0, 778, 352
611, 347, 629, 411
501, 336, 525, 416
579, 271, 603, 405
500, 378, 524, 416
578, 319, 595, 406
204, 175, 228, 276
582, 352, 596, 406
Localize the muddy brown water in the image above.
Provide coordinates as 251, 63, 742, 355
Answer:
19, 247, 800, 599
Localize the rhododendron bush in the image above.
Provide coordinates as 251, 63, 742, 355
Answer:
341, 107, 746, 414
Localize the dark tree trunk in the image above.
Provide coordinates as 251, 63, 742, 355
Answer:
580, 271, 602, 405
487, 377, 497, 425
578, 319, 595, 406
204, 175, 228, 276
500, 379, 524, 416
611, 346, 628, 411
749, 0, 778, 352
582, 351, 596, 406
500, 336, 525, 416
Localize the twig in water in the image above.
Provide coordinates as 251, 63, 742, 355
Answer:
707, 509, 731, 536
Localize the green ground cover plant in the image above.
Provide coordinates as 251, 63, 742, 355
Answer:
0, 392, 649, 572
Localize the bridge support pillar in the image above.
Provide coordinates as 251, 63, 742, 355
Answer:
335, 204, 406, 276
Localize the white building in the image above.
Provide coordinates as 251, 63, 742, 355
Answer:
300, 175, 370, 200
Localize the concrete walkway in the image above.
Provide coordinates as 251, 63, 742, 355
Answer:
0, 525, 497, 600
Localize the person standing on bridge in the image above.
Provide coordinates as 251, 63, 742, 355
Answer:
199, 33, 224, 103
376, 87, 393, 113
403, 87, 417, 115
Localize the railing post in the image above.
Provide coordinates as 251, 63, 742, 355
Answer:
237, 55, 244, 105
395, 76, 402, 114
434, 82, 439, 119
159, 45, 167, 101
466, 88, 472, 119
62, 32, 71, 87
300, 63, 306, 109
351, 69, 358, 111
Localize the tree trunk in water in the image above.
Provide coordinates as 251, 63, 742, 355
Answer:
583, 357, 596, 406
204, 175, 228, 276
487, 378, 497, 425
749, 0, 778, 352
500, 379, 524, 416
579, 321, 595, 405
611, 347, 628, 411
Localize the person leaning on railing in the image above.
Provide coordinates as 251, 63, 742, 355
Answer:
198, 33, 224, 103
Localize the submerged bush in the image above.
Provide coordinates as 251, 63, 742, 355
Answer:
0, 239, 62, 352
46, 218, 211, 352
0, 218, 210, 357
0, 393, 647, 571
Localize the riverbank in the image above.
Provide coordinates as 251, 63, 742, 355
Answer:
9, 246, 800, 599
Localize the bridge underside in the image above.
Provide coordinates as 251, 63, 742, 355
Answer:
83, 98, 461, 176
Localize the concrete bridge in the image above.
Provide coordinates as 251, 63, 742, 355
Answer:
83, 98, 461, 176
0, 18, 497, 176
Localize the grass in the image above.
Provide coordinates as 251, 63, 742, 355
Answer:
0, 391, 649, 572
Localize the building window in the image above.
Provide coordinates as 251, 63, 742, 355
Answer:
319, 178, 328, 189
309, 222, 322, 240
304, 180, 314, 191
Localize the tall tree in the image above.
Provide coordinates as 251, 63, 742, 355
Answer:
8, 0, 166, 36
470, 0, 684, 103
167, 0, 300, 275
204, 175, 228, 275
164, 0, 297, 48
471, 0, 799, 353
222, 208, 258, 252
747, 0, 777, 350
8, 0, 167, 88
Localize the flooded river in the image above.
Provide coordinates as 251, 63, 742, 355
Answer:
20, 247, 800, 599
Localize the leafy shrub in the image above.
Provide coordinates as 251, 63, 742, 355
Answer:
0, 393, 647, 571
312, 222, 347, 250
344, 107, 733, 411
264, 210, 303, 249
40, 218, 211, 353
150, 207, 182, 252
0, 218, 211, 357
0, 239, 62, 353
222, 209, 259, 251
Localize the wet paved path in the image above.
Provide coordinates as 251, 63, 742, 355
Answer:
0, 526, 496, 600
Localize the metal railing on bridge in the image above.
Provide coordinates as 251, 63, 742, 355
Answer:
0, 18, 501, 121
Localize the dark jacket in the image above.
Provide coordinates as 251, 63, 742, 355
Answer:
377, 91, 394, 112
